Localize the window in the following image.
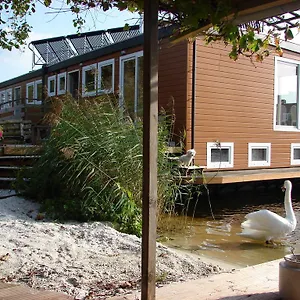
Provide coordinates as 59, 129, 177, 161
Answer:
291, 143, 300, 165
26, 82, 35, 104
82, 64, 97, 96
274, 57, 299, 131
48, 75, 56, 96
248, 143, 271, 167
98, 59, 114, 93
26, 80, 42, 104
14, 86, 21, 105
6, 89, 12, 108
35, 80, 43, 103
207, 142, 234, 169
119, 51, 143, 120
57, 72, 66, 95
68, 70, 79, 99
0, 91, 5, 110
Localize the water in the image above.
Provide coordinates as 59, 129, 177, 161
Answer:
160, 183, 300, 268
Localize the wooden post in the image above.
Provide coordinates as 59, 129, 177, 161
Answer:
142, 0, 158, 299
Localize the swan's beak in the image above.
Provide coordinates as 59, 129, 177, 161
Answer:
281, 185, 286, 192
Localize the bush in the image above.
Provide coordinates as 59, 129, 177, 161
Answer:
17, 96, 180, 236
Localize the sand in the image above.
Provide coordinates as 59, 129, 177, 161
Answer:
0, 191, 226, 299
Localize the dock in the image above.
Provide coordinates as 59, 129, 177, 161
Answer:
182, 166, 300, 184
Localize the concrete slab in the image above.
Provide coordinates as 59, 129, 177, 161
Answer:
110, 259, 281, 300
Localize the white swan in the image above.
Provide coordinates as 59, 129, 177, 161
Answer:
239, 180, 297, 243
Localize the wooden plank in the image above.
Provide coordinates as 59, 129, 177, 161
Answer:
3, 145, 42, 156
142, 1, 158, 299
184, 167, 300, 184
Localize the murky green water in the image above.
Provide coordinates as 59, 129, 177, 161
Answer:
160, 184, 300, 268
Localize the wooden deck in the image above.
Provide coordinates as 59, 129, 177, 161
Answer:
182, 166, 300, 184
0, 282, 72, 300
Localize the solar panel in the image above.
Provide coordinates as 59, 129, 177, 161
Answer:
31, 25, 141, 66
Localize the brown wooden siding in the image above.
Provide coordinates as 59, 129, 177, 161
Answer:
193, 38, 300, 170
158, 39, 189, 144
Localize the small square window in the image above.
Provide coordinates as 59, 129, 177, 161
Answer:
57, 72, 66, 95
48, 75, 56, 96
248, 143, 271, 167
291, 143, 300, 165
207, 142, 234, 169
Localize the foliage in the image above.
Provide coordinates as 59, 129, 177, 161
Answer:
16, 96, 180, 236
1, 0, 298, 61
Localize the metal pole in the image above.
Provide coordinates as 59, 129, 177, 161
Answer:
142, 0, 158, 299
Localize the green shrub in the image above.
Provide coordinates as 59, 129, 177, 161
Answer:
17, 96, 180, 236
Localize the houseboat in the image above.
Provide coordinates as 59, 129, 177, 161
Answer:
0, 25, 300, 184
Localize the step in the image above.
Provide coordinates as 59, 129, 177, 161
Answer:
2, 145, 42, 156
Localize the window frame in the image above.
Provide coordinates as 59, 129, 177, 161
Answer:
57, 72, 66, 95
14, 86, 21, 105
35, 80, 43, 104
5, 88, 12, 108
82, 64, 97, 97
274, 56, 300, 132
26, 82, 35, 104
48, 75, 56, 96
291, 143, 300, 165
119, 50, 143, 118
248, 143, 271, 167
206, 142, 234, 169
98, 59, 115, 94
0, 90, 6, 110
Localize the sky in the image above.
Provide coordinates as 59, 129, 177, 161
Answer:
1, 4, 300, 84
0, 2, 140, 83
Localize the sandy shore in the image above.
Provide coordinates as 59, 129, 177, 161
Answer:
0, 191, 232, 299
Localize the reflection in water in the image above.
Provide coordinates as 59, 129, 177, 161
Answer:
161, 200, 300, 267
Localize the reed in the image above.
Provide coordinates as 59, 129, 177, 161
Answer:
17, 96, 181, 236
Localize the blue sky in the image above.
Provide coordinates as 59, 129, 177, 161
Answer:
0, 2, 139, 83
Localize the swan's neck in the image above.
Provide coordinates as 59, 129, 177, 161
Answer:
285, 187, 296, 222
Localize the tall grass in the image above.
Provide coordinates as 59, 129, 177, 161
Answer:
17, 96, 181, 236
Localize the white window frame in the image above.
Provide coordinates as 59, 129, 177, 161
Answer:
274, 56, 300, 132
207, 142, 234, 169
119, 50, 143, 112
291, 143, 300, 165
26, 82, 35, 104
98, 59, 115, 94
82, 64, 97, 97
48, 75, 56, 96
14, 86, 21, 105
248, 143, 271, 167
35, 80, 43, 104
57, 72, 66, 95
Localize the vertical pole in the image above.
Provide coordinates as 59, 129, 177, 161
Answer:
142, 0, 158, 299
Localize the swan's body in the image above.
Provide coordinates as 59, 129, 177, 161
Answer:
239, 180, 297, 243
